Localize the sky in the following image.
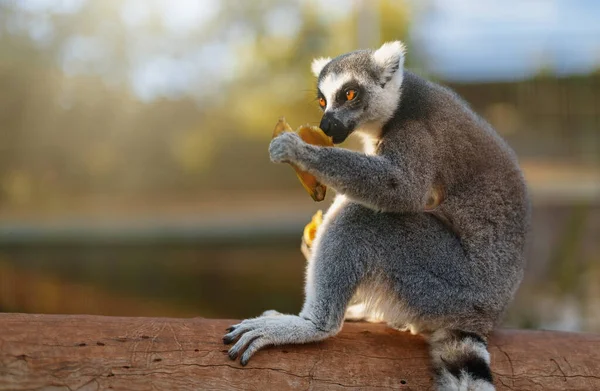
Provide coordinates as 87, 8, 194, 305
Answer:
119, 0, 600, 97
118, 0, 600, 92
7, 0, 600, 99
413, 0, 600, 81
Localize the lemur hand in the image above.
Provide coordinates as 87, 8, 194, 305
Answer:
269, 131, 305, 164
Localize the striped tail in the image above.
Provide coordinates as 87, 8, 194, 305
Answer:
429, 329, 495, 391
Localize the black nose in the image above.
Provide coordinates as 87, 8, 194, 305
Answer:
319, 112, 351, 144
319, 113, 343, 137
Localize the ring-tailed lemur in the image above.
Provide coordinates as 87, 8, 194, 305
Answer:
224, 41, 530, 391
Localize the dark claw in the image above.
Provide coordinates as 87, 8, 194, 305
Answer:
240, 357, 249, 366
223, 336, 234, 345
226, 326, 235, 332
228, 349, 239, 360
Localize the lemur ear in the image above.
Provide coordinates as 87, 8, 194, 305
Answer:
311, 57, 332, 77
372, 41, 406, 86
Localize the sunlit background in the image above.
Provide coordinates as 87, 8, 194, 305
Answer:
0, 0, 599, 332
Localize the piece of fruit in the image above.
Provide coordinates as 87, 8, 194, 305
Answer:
272, 118, 333, 201
303, 209, 323, 249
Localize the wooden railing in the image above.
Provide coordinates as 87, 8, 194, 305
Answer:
1, 313, 599, 390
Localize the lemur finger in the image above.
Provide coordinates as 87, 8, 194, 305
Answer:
228, 331, 261, 361
223, 323, 253, 344
224, 317, 270, 343
240, 337, 271, 366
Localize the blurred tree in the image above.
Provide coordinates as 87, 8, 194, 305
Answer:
1, 0, 596, 215
0, 0, 413, 211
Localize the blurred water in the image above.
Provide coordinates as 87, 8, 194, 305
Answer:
1, 202, 598, 333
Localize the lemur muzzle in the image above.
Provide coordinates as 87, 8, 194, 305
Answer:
319, 113, 350, 144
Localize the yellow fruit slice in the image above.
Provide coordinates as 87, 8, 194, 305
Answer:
296, 124, 334, 147
272, 118, 333, 201
272, 117, 294, 137
303, 210, 323, 248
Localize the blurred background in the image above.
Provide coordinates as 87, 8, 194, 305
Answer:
0, 0, 598, 332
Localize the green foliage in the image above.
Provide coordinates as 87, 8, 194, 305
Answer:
0, 0, 412, 209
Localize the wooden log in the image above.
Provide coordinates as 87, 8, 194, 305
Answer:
0, 313, 598, 391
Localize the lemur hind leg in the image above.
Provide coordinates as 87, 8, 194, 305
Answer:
372, 212, 498, 390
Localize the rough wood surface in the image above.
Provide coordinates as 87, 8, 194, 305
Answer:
0, 314, 598, 390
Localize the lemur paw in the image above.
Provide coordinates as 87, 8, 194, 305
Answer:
269, 131, 303, 164
223, 314, 318, 366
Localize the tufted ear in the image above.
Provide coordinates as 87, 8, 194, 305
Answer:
311, 57, 331, 77
372, 41, 406, 87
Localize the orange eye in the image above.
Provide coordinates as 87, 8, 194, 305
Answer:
318, 97, 326, 108
346, 89, 356, 101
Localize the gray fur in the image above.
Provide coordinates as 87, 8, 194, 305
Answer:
224, 42, 530, 390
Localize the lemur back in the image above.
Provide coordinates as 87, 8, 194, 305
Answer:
224, 42, 530, 391
383, 70, 530, 314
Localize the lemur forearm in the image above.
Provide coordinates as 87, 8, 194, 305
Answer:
297, 144, 429, 212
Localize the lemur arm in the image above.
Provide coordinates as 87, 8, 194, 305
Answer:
269, 132, 435, 213
223, 228, 363, 365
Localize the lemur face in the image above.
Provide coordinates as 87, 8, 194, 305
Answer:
316, 71, 369, 144
311, 42, 406, 144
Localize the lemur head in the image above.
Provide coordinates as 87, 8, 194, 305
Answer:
311, 41, 406, 144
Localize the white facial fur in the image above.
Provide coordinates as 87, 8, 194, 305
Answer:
318, 72, 352, 111
311, 41, 407, 141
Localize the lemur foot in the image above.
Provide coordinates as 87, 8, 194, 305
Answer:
223, 314, 326, 366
